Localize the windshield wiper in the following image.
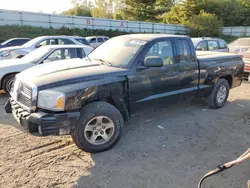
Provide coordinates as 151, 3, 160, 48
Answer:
93, 58, 112, 66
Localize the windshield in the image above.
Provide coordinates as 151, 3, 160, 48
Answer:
191, 38, 202, 47
88, 37, 146, 67
231, 38, 250, 46
20, 47, 52, 63
22, 37, 42, 48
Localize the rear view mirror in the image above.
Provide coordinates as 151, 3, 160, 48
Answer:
144, 56, 163, 67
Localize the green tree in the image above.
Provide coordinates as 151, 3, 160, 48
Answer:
120, 0, 157, 21
163, 0, 200, 24
91, 0, 114, 19
62, 4, 92, 17
186, 10, 222, 37
155, 0, 174, 21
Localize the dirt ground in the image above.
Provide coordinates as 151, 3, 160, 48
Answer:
1, 82, 250, 188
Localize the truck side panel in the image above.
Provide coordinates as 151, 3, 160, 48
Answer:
196, 56, 244, 98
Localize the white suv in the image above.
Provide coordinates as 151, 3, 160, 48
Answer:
86, 36, 109, 48
0, 36, 92, 60
192, 37, 229, 52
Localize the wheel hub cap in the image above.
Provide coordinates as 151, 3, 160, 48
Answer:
84, 116, 115, 145
216, 85, 227, 104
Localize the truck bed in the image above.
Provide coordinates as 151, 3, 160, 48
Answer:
196, 51, 242, 62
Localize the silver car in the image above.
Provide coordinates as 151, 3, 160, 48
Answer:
86, 36, 109, 48
192, 37, 229, 52
0, 44, 93, 94
0, 36, 92, 60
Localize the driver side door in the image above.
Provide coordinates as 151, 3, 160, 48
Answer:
128, 39, 179, 113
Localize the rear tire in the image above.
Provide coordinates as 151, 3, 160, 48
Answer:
205, 78, 229, 109
71, 101, 124, 153
2, 74, 16, 95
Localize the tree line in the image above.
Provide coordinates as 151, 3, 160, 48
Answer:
62, 0, 250, 36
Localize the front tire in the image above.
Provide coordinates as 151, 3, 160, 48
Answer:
2, 74, 16, 95
205, 78, 229, 109
71, 101, 124, 153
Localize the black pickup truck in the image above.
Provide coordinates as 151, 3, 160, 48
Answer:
5, 34, 244, 153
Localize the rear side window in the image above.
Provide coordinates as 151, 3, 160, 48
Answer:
77, 48, 86, 58
65, 48, 77, 59
176, 39, 192, 63
197, 41, 208, 51
98, 38, 104, 42
89, 38, 97, 43
208, 41, 219, 50
218, 40, 228, 49
76, 38, 89, 45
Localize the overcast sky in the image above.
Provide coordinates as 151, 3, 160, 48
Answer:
0, 0, 74, 13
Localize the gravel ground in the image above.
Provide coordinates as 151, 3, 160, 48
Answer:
1, 82, 250, 188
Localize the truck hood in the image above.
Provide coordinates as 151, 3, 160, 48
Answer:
18, 58, 131, 89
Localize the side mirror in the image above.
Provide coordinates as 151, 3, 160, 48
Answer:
144, 56, 163, 67
36, 44, 42, 48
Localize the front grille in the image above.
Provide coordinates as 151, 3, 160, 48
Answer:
17, 82, 32, 108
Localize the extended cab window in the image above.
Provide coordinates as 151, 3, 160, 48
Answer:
176, 39, 191, 63
145, 41, 174, 65
197, 41, 208, 51
208, 41, 219, 50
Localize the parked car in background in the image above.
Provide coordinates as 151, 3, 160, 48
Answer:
5, 34, 244, 153
86, 36, 109, 48
192, 38, 229, 52
228, 38, 250, 54
0, 36, 92, 60
0, 45, 92, 94
0, 38, 30, 49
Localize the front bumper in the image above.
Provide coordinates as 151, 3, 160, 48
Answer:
5, 98, 80, 136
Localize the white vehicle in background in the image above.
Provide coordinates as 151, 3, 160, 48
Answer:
228, 38, 250, 54
192, 37, 229, 52
0, 45, 92, 94
86, 36, 109, 48
0, 36, 92, 60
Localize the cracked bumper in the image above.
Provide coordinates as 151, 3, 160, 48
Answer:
5, 98, 80, 136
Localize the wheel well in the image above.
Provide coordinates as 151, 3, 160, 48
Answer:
1, 72, 19, 89
87, 97, 129, 123
220, 75, 232, 88
105, 97, 129, 123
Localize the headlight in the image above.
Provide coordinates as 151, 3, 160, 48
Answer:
38, 90, 65, 111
